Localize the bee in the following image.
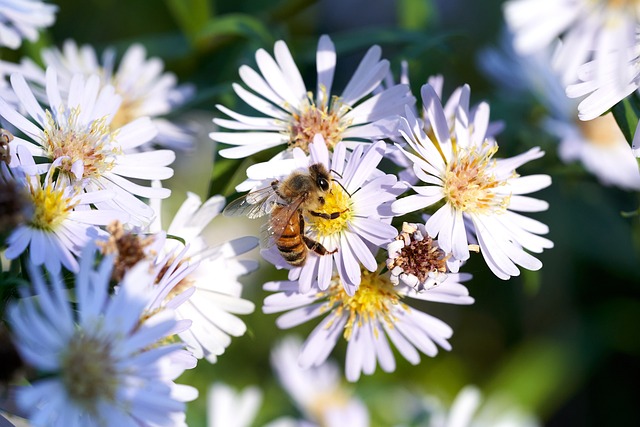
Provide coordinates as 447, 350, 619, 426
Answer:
1, 128, 13, 165
223, 163, 345, 266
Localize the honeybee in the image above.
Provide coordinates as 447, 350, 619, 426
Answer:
1, 128, 13, 165
223, 163, 345, 266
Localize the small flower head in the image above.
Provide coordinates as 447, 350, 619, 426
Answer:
0, 0, 57, 49
42, 108, 117, 181
150, 192, 259, 363
0, 66, 175, 226
392, 83, 553, 280
258, 137, 400, 294
7, 246, 196, 426
210, 35, 414, 159
271, 336, 369, 427
264, 265, 474, 382
387, 222, 453, 291
98, 220, 157, 283
4, 146, 125, 273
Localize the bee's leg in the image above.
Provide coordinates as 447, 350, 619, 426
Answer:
299, 213, 337, 255
308, 209, 348, 220
303, 236, 337, 255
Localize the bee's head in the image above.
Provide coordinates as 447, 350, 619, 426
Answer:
309, 163, 332, 192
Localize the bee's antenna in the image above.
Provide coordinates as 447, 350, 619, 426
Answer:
333, 176, 353, 198
330, 169, 343, 179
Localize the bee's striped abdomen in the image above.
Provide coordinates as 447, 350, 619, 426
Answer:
276, 211, 307, 266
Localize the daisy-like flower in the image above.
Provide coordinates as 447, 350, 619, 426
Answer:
207, 383, 262, 427
0, 66, 175, 226
392, 84, 553, 280
389, 74, 505, 186
150, 191, 259, 363
4, 145, 125, 273
479, 32, 640, 190
271, 336, 369, 426
387, 222, 466, 292
7, 245, 198, 427
397, 385, 540, 427
255, 137, 400, 295
263, 265, 474, 382
503, 0, 640, 87
0, 40, 196, 150
566, 47, 640, 121
210, 34, 414, 159
0, 0, 56, 49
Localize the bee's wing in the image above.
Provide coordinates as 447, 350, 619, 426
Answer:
223, 186, 279, 219
259, 196, 305, 249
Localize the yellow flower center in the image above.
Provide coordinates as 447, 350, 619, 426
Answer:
28, 184, 75, 230
288, 92, 350, 152
43, 109, 118, 180
60, 331, 118, 413
110, 95, 143, 130
306, 182, 353, 238
325, 270, 406, 341
604, 0, 640, 9
577, 113, 624, 148
442, 143, 509, 214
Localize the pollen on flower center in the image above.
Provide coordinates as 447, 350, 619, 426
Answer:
28, 185, 75, 230
60, 332, 118, 411
99, 221, 155, 283
306, 182, 352, 238
326, 270, 405, 340
43, 109, 118, 180
443, 143, 509, 214
388, 223, 448, 284
288, 93, 348, 152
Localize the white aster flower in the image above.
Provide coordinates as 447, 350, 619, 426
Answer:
398, 386, 540, 427
387, 222, 466, 292
271, 336, 369, 427
210, 34, 414, 159
390, 74, 504, 186
566, 46, 640, 121
4, 145, 125, 273
151, 191, 259, 363
7, 246, 197, 427
0, 0, 56, 49
0, 66, 175, 226
504, 0, 640, 87
256, 137, 400, 295
0, 40, 196, 150
263, 266, 474, 382
392, 84, 553, 280
479, 32, 640, 190
207, 383, 262, 427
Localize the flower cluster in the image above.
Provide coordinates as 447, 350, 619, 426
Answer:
0, 32, 258, 422
504, 0, 640, 156
11, 1, 636, 424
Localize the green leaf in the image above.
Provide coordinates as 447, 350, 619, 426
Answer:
611, 93, 640, 145
207, 152, 246, 199
397, 0, 436, 30
196, 14, 274, 48
165, 0, 212, 41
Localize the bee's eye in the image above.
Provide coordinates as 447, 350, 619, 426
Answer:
318, 177, 329, 191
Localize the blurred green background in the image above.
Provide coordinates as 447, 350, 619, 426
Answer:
4, 0, 640, 425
